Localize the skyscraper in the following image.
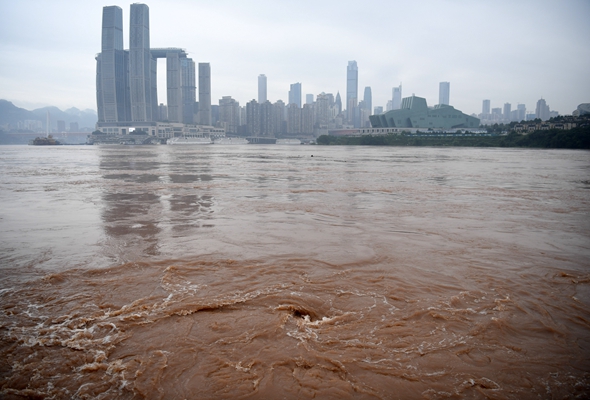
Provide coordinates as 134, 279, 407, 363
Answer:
96, 6, 129, 123
503, 103, 511, 121
199, 63, 211, 125
335, 92, 342, 115
180, 58, 196, 124
482, 99, 491, 115
219, 96, 240, 134
392, 84, 402, 110
129, 3, 155, 122
258, 74, 267, 103
246, 100, 261, 136
536, 98, 550, 121
289, 83, 302, 108
260, 100, 273, 137
439, 82, 450, 105
346, 61, 358, 125
166, 52, 182, 123
272, 100, 286, 136
287, 103, 301, 134
363, 87, 372, 116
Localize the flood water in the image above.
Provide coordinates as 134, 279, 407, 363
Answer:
1, 144, 589, 399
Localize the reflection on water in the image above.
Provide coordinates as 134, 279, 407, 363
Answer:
0, 145, 589, 398
98, 148, 216, 261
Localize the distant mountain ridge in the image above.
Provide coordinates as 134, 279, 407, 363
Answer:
0, 100, 97, 131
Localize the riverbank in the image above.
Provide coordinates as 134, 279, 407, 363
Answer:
318, 126, 590, 149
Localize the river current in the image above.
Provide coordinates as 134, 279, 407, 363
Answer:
0, 144, 589, 399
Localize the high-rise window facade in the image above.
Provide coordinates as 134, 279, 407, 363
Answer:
439, 82, 450, 105
97, 6, 129, 123
363, 87, 372, 116
258, 75, 267, 104
289, 83, 302, 108
392, 84, 402, 110
346, 61, 358, 125
199, 63, 212, 125
482, 99, 491, 115
129, 3, 155, 122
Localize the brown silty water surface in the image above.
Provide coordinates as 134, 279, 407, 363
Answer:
0, 145, 589, 399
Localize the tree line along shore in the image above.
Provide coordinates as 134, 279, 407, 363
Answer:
317, 123, 590, 150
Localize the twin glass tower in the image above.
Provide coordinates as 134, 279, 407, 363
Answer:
96, 3, 210, 132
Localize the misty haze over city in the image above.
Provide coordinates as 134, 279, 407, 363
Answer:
1, 0, 589, 117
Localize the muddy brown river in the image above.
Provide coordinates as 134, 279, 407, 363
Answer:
1, 145, 589, 399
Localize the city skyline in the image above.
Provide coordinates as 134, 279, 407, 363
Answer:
1, 0, 589, 116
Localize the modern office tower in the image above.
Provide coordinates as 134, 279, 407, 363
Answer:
219, 96, 240, 134
363, 86, 372, 116
503, 103, 511, 121
374, 106, 383, 115
517, 104, 526, 122
439, 82, 450, 105
335, 92, 342, 115
246, 100, 261, 136
536, 98, 550, 121
272, 100, 286, 136
287, 103, 302, 134
289, 83, 302, 107
386, 100, 393, 111
180, 58, 195, 124
346, 61, 358, 125
97, 5, 129, 123
129, 3, 155, 122
482, 99, 491, 115
258, 74, 267, 103
163, 49, 195, 124
302, 104, 314, 134
199, 63, 212, 125
306, 94, 314, 105
166, 52, 181, 122
392, 84, 402, 110
69, 122, 79, 132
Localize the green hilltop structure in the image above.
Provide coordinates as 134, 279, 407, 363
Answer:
369, 95, 480, 130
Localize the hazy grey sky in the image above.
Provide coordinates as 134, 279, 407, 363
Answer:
1, 0, 589, 116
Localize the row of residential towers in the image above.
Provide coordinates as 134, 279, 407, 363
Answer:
96, 3, 212, 133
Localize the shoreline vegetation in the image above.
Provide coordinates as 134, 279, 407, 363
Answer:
318, 122, 590, 150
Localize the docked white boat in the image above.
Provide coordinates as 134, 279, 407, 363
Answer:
167, 136, 212, 145
276, 139, 301, 145
214, 137, 249, 145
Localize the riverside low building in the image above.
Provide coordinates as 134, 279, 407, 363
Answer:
369, 95, 480, 130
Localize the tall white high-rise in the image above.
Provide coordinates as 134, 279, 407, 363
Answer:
439, 82, 450, 105
199, 63, 211, 125
482, 99, 491, 115
346, 61, 358, 126
97, 6, 129, 123
289, 83, 302, 108
392, 84, 402, 110
258, 74, 267, 103
363, 87, 372, 116
129, 3, 155, 122
503, 103, 511, 121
